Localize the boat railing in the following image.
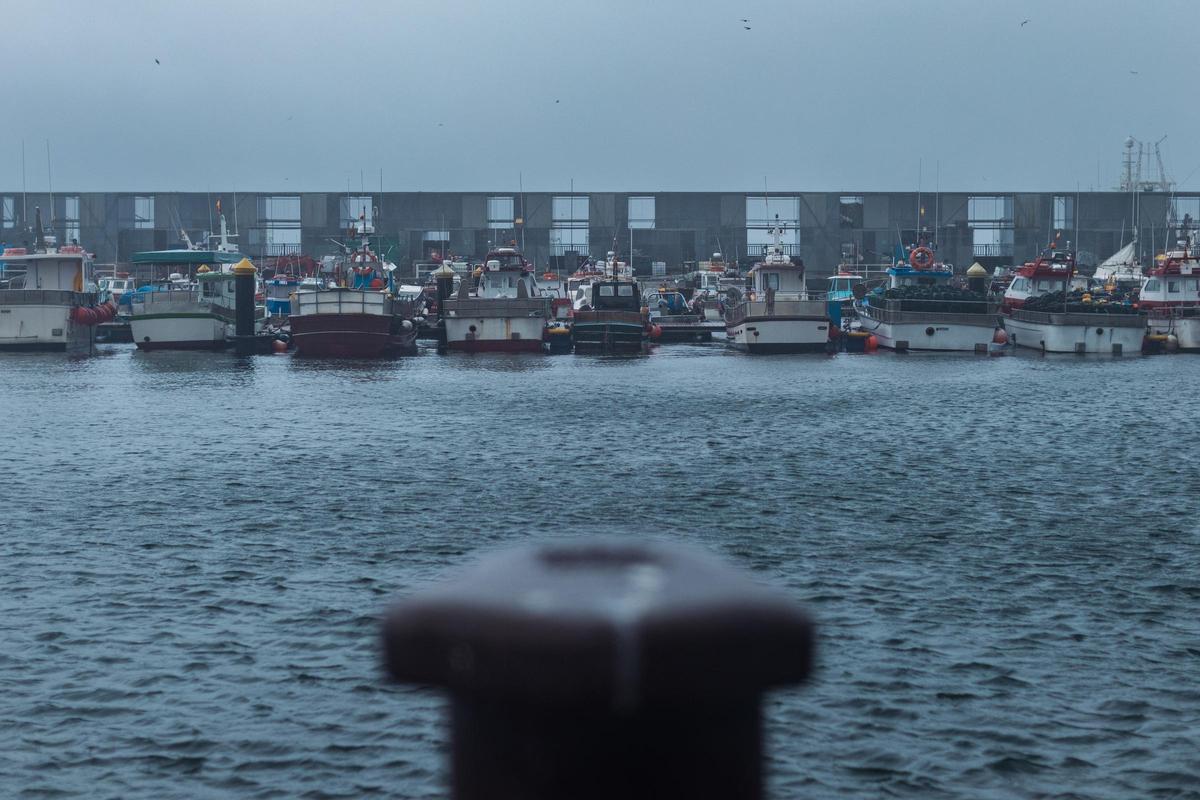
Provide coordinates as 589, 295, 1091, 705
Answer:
1144, 305, 1200, 320
0, 289, 97, 306
574, 309, 645, 325
1009, 308, 1144, 327
725, 297, 828, 326
291, 289, 390, 317
860, 298, 1001, 325
445, 297, 551, 319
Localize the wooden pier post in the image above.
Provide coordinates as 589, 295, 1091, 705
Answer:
382, 539, 815, 800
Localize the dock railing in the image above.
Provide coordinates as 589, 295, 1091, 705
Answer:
574, 309, 645, 325
382, 539, 814, 800
291, 289, 389, 317
1009, 308, 1144, 327
860, 298, 1001, 325
444, 297, 551, 319
726, 296, 828, 326
0, 289, 96, 306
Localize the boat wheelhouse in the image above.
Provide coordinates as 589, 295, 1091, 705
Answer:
724, 220, 830, 353
1002, 243, 1144, 355
856, 243, 997, 352
0, 222, 112, 354
1141, 217, 1200, 350
442, 247, 550, 353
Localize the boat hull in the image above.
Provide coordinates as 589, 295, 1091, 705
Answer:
726, 317, 829, 354
572, 321, 646, 354
856, 314, 998, 352
290, 313, 415, 358
0, 302, 94, 355
1005, 314, 1144, 354
1146, 314, 1200, 351
131, 314, 227, 350
443, 316, 547, 353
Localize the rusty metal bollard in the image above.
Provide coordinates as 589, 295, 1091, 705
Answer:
382, 540, 815, 800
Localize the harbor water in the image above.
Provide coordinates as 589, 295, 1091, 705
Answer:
2, 344, 1198, 799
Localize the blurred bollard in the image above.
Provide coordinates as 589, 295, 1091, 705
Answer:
382, 539, 815, 800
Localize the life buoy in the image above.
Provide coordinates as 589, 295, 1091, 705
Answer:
909, 247, 935, 270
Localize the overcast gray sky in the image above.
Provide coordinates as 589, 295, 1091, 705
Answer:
1, 0, 1195, 192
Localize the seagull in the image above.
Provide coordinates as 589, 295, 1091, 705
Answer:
740, 18, 749, 22
154, 58, 160, 64
1020, 19, 1030, 26
744, 25, 751, 30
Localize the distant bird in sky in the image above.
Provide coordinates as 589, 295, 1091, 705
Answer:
744, 25, 751, 30
1020, 19, 1030, 26
740, 18, 749, 22
555, 99, 560, 103
154, 58, 160, 64
1129, 70, 1139, 74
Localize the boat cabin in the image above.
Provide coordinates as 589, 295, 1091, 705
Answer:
748, 259, 806, 298
1, 247, 92, 292
827, 274, 864, 302
590, 280, 641, 311
1003, 247, 1075, 309
1141, 225, 1200, 308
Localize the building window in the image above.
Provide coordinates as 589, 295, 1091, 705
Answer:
134, 196, 155, 229
487, 196, 514, 229
628, 196, 655, 229
746, 196, 799, 249
2, 196, 14, 228
60, 195, 80, 245
1053, 196, 1074, 231
340, 195, 373, 229
1172, 196, 1200, 224
968, 195, 1014, 257
551, 196, 589, 253
839, 196, 864, 228
254, 195, 302, 254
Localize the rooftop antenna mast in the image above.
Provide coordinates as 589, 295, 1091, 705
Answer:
45, 140, 54, 235
21, 140, 27, 228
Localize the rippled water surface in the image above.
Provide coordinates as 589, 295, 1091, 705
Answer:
2, 343, 1198, 799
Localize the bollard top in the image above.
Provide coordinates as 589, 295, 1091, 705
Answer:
382, 539, 814, 710
232, 258, 256, 276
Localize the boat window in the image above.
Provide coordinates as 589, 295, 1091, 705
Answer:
1186, 279, 1198, 292
1168, 280, 1180, 293
599, 285, 615, 297
761, 272, 780, 290
1143, 279, 1160, 292
618, 285, 634, 296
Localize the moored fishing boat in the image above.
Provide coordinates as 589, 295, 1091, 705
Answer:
0, 210, 113, 355
289, 221, 416, 358
442, 247, 550, 353
1001, 240, 1144, 355
725, 219, 830, 353
1141, 216, 1200, 351
855, 241, 997, 352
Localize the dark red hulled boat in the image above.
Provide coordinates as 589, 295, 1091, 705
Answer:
288, 221, 419, 358
289, 295, 416, 357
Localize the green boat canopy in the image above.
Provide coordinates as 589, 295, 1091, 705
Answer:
131, 249, 243, 265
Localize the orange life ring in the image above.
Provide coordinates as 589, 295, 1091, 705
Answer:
909, 247, 935, 270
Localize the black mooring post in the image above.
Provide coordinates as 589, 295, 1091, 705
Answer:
382, 540, 815, 800
233, 260, 257, 355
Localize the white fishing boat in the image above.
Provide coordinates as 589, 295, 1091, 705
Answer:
1001, 242, 1144, 355
0, 211, 114, 354
855, 241, 997, 352
442, 247, 550, 353
725, 219, 830, 353
1142, 216, 1200, 350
